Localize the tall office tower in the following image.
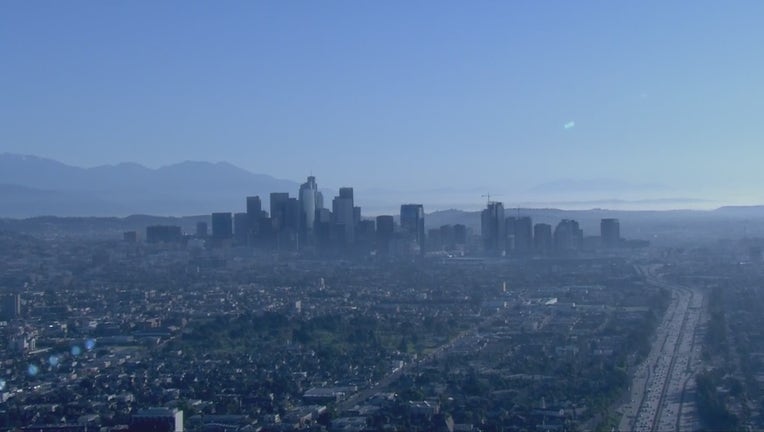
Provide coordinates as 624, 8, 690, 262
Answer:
400, 204, 425, 251
332, 194, 355, 244
1, 293, 21, 320
376, 215, 395, 254
211, 212, 233, 240
130, 408, 183, 432
299, 176, 318, 238
481, 201, 505, 254
600, 218, 621, 248
234, 212, 250, 245
196, 221, 208, 238
315, 207, 334, 248
284, 198, 301, 232
246, 196, 262, 218
269, 192, 290, 229
554, 219, 583, 253
339, 187, 354, 201
357, 219, 376, 251
353, 206, 361, 227
534, 223, 553, 255
453, 224, 467, 245
316, 191, 324, 210
514, 216, 533, 254
245, 196, 263, 242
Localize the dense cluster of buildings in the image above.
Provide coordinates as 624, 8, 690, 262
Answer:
140, 176, 630, 258
0, 228, 665, 431
142, 176, 446, 256
481, 200, 623, 256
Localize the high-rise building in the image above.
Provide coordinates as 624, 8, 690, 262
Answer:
269, 192, 290, 229
533, 223, 553, 255
332, 193, 355, 244
554, 219, 583, 253
211, 212, 233, 240
600, 218, 621, 248
234, 212, 250, 245
339, 187, 354, 201
245, 196, 264, 241
481, 202, 505, 254
284, 198, 301, 232
400, 204, 425, 252
299, 177, 319, 238
357, 219, 376, 251
376, 215, 395, 254
246, 196, 262, 218
514, 216, 533, 254
316, 191, 324, 210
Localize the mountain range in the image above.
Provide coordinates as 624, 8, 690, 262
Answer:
0, 153, 299, 217
2, 153, 764, 224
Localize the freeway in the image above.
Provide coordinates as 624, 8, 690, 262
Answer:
617, 266, 704, 432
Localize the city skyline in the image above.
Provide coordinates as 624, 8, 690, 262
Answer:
3, 2, 764, 207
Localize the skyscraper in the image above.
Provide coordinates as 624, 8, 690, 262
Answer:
245, 196, 263, 242
400, 204, 425, 252
339, 187, 354, 201
481, 201, 505, 254
534, 223, 553, 255
514, 216, 533, 254
234, 212, 250, 245
376, 215, 395, 254
269, 192, 290, 229
284, 198, 301, 232
554, 219, 583, 253
332, 192, 355, 245
246, 196, 262, 218
211, 212, 233, 240
600, 218, 621, 248
299, 176, 319, 239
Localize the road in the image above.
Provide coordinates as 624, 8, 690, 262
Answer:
337, 316, 490, 412
617, 266, 704, 432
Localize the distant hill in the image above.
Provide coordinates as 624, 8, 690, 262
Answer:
0, 153, 299, 217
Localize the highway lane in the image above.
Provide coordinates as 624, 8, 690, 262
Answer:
617, 266, 704, 432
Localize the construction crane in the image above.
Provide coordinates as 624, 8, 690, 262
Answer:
481, 193, 503, 205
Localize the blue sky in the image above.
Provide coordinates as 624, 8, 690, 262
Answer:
2, 1, 764, 207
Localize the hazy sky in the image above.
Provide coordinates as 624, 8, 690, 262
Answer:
2, 1, 764, 206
